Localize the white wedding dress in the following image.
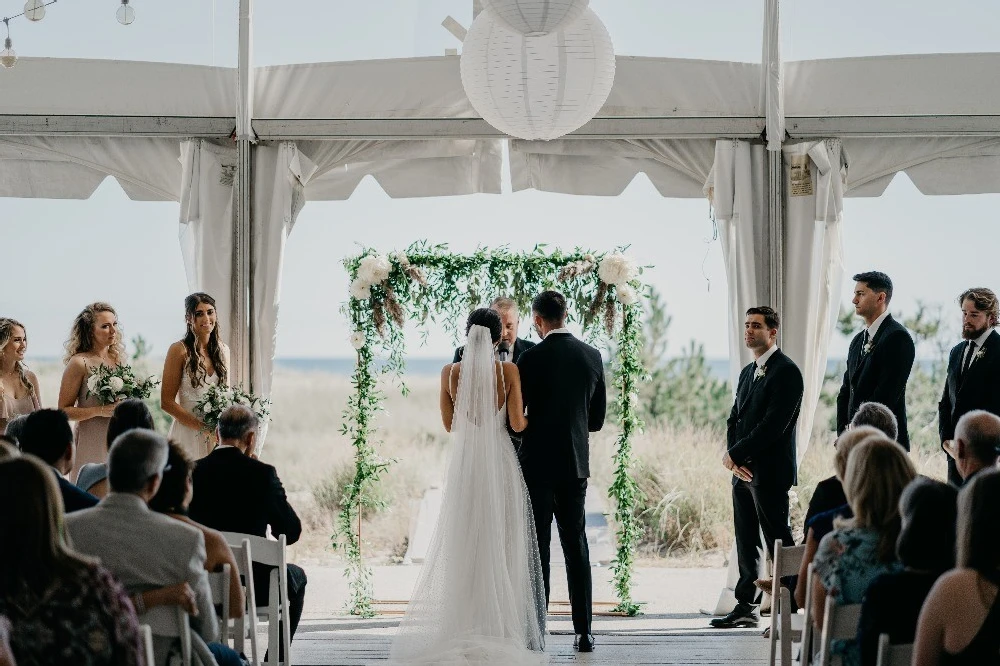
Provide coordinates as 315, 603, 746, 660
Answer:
390, 325, 547, 665
167, 345, 229, 460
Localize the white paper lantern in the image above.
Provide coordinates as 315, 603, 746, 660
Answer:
461, 8, 615, 141
481, 0, 589, 35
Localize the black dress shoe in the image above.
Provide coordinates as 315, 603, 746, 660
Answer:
709, 602, 759, 628
573, 634, 595, 652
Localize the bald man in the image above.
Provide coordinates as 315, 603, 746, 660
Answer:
947, 410, 1000, 486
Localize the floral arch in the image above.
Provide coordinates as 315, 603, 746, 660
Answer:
335, 242, 648, 617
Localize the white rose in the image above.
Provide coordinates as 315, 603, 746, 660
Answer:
617, 284, 638, 306
597, 252, 639, 286
391, 251, 409, 266
358, 254, 391, 284
349, 278, 372, 301
86, 374, 100, 392
350, 332, 366, 350
109, 376, 125, 392
583, 254, 596, 263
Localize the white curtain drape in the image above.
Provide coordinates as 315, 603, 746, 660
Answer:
780, 139, 845, 462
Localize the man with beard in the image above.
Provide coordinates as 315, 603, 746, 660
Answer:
837, 271, 916, 449
939, 288, 1000, 485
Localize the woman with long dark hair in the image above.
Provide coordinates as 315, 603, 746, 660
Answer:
0, 318, 40, 433
161, 293, 229, 459
57, 302, 126, 479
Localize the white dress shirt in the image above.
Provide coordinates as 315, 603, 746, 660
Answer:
962, 328, 993, 369
865, 310, 891, 342
754, 344, 779, 377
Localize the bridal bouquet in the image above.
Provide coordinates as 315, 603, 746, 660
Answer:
86, 364, 160, 404
194, 384, 271, 432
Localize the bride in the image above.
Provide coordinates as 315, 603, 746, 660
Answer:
160, 293, 230, 460
390, 308, 547, 665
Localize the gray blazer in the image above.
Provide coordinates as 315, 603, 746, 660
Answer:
66, 493, 219, 665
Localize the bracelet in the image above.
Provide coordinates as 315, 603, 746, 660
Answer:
132, 592, 146, 615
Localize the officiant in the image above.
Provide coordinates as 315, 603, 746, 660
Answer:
453, 297, 535, 364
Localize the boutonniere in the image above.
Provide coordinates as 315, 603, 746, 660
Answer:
976, 348, 987, 361
754, 365, 766, 380
862, 341, 873, 355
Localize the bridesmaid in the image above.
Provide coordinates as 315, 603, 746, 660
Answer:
58, 303, 124, 480
161, 293, 230, 460
0, 318, 41, 433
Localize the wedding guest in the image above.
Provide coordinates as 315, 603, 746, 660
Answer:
0, 455, 143, 666
58, 302, 125, 479
858, 478, 958, 666
2, 414, 27, 445
811, 438, 917, 666
453, 297, 536, 363
913, 469, 1000, 665
161, 293, 230, 461
794, 425, 884, 608
837, 272, 916, 449
76, 398, 155, 498
0, 438, 18, 461
939, 288, 1000, 485
150, 442, 245, 620
0, 319, 40, 434
946, 410, 1000, 487
711, 306, 802, 629
189, 405, 305, 660
19, 409, 98, 513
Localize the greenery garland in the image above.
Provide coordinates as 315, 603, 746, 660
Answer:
334, 241, 647, 617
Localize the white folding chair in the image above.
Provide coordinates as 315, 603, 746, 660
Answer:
817, 596, 862, 666
767, 541, 806, 666
800, 562, 816, 666
139, 624, 155, 666
207, 563, 231, 644
223, 532, 290, 666
147, 606, 193, 666
875, 634, 913, 666
225, 538, 261, 666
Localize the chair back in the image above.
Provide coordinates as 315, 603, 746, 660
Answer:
875, 634, 913, 666
800, 562, 816, 666
207, 563, 231, 641
225, 538, 261, 666
817, 596, 862, 666
139, 624, 154, 666
768, 541, 806, 666
145, 606, 192, 666
222, 532, 290, 665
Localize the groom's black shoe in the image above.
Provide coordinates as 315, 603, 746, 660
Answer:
709, 603, 759, 628
573, 634, 595, 652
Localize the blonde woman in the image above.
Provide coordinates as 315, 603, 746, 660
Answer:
161, 293, 230, 460
810, 437, 917, 666
0, 318, 40, 433
58, 303, 126, 479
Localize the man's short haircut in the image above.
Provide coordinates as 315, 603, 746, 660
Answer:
532, 290, 568, 324
853, 271, 894, 303
955, 410, 1000, 466
851, 402, 899, 441
19, 409, 73, 465
746, 306, 780, 330
490, 297, 517, 315
107, 429, 169, 494
218, 405, 259, 441
959, 288, 999, 322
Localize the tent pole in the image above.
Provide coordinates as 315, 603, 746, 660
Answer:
231, 0, 254, 389
767, 149, 784, 337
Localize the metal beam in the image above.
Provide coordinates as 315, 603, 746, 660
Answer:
786, 115, 1000, 138
252, 117, 767, 141
0, 115, 234, 138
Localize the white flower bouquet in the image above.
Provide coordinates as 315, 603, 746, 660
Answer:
194, 383, 271, 433
86, 364, 160, 404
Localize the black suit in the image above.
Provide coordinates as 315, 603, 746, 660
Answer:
727, 348, 802, 605
453, 336, 535, 363
188, 447, 306, 650
837, 314, 915, 449
938, 329, 1000, 485
517, 332, 606, 637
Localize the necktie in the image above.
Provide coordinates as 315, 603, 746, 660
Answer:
962, 340, 977, 377
862, 329, 870, 351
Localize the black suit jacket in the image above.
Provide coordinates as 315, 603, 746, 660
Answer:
726, 349, 803, 489
188, 447, 302, 545
837, 314, 915, 449
453, 336, 535, 364
516, 333, 606, 481
58, 473, 99, 513
938, 329, 1000, 442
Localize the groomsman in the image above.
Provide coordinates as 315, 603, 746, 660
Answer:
837, 271, 916, 449
712, 306, 802, 629
939, 288, 1000, 485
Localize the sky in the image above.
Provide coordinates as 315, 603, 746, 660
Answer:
4, 0, 1000, 361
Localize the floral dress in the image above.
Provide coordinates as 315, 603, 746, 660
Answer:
1, 561, 143, 666
813, 526, 902, 666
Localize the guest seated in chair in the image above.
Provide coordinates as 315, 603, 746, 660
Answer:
944, 410, 1000, 487
0, 455, 143, 665
76, 398, 156, 498
858, 477, 957, 665
19, 409, 98, 513
913, 469, 1000, 665
188, 405, 305, 659
810, 437, 916, 666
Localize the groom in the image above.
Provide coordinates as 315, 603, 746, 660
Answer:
517, 290, 606, 653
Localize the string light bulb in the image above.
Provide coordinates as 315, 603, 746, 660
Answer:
23, 0, 46, 22
0, 20, 16, 69
116, 0, 134, 25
